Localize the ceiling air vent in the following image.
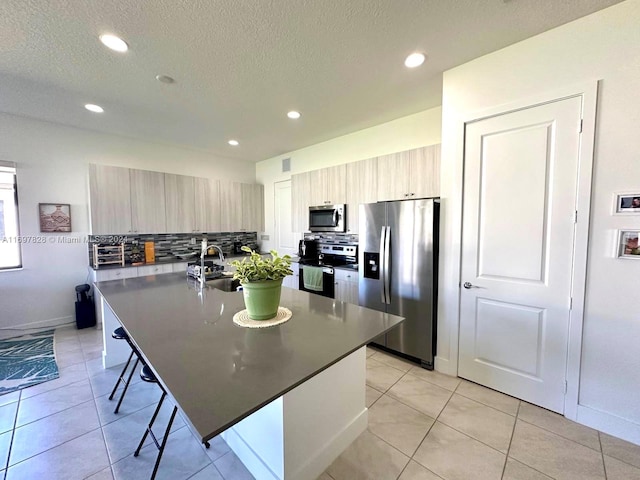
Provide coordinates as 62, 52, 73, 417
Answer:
282, 157, 291, 173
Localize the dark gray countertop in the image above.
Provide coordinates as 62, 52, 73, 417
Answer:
95, 273, 403, 442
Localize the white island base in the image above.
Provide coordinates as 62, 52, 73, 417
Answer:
100, 298, 367, 480
222, 347, 367, 480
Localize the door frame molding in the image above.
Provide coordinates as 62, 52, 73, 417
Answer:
440, 80, 598, 419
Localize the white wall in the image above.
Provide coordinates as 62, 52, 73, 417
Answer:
439, 0, 640, 442
0, 113, 256, 331
255, 107, 442, 252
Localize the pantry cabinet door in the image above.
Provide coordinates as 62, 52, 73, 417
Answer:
165, 174, 196, 233
89, 164, 133, 235
130, 169, 167, 234
346, 158, 377, 233
194, 177, 221, 232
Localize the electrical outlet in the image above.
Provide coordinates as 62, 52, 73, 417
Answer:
190, 237, 196, 245
261, 234, 270, 240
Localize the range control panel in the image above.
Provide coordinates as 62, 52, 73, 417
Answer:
318, 244, 357, 257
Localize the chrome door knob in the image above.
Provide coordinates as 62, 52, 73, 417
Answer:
463, 282, 473, 289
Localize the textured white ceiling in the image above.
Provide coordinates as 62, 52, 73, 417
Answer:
0, 0, 622, 162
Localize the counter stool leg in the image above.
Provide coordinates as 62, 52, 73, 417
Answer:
113, 357, 139, 414
135, 391, 167, 457
108, 349, 135, 401
150, 406, 177, 480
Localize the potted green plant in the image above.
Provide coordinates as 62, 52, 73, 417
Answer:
230, 246, 293, 320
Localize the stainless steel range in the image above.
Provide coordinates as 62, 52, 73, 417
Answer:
298, 244, 357, 298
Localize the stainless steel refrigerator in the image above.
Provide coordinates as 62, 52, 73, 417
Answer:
358, 198, 439, 369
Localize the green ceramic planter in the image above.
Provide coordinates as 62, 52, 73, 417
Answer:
241, 279, 283, 320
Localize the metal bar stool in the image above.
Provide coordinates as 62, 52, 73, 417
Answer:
108, 326, 141, 413
134, 365, 178, 480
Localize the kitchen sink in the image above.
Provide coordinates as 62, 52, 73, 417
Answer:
206, 277, 241, 292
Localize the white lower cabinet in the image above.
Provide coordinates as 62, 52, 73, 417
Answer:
137, 264, 173, 276
172, 262, 189, 273
334, 268, 359, 305
93, 267, 139, 282
283, 263, 299, 290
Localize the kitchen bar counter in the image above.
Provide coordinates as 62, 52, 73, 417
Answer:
95, 273, 402, 479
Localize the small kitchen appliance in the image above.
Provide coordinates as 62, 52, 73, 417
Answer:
298, 239, 319, 260
308, 204, 346, 233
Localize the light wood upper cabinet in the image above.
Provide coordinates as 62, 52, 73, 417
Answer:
194, 177, 221, 232
409, 144, 440, 199
89, 164, 132, 235
309, 165, 347, 206
130, 169, 167, 234
346, 157, 378, 233
241, 183, 264, 232
376, 151, 411, 201
322, 164, 347, 205
90, 165, 267, 235
377, 144, 440, 201
165, 174, 196, 233
219, 181, 242, 232
291, 172, 311, 233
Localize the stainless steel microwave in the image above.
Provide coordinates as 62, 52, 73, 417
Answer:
308, 204, 346, 232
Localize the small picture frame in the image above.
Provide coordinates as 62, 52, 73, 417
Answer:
613, 193, 640, 214
617, 230, 640, 259
39, 203, 72, 232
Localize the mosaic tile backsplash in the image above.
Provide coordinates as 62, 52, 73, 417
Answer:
303, 232, 359, 245
89, 232, 258, 266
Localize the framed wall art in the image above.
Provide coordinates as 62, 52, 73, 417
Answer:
613, 192, 640, 214
617, 229, 640, 259
39, 203, 72, 232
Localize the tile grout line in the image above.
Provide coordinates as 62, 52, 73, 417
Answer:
2, 389, 23, 478
500, 400, 521, 479
599, 431, 608, 480
85, 358, 115, 478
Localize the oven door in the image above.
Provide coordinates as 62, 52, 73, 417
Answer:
308, 205, 345, 232
299, 266, 335, 298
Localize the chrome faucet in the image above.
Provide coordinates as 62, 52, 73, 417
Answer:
209, 244, 225, 263
199, 240, 226, 285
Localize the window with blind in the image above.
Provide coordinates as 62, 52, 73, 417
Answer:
0, 164, 21, 269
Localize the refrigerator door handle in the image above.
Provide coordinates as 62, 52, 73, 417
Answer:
379, 226, 387, 303
384, 226, 391, 304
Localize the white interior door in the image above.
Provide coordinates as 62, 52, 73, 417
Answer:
274, 180, 296, 256
458, 96, 582, 413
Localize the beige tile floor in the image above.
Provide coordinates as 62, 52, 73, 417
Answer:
322, 346, 640, 480
2, 326, 640, 480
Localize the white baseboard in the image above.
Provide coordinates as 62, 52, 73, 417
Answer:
0, 315, 74, 333
289, 408, 367, 480
576, 405, 640, 446
222, 428, 281, 480
434, 355, 455, 376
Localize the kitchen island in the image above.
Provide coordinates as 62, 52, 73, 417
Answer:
94, 273, 404, 480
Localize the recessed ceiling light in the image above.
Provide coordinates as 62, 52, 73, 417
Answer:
84, 104, 104, 113
228, 140, 239, 146
287, 111, 301, 119
404, 52, 426, 68
99, 34, 128, 52
155, 75, 175, 84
